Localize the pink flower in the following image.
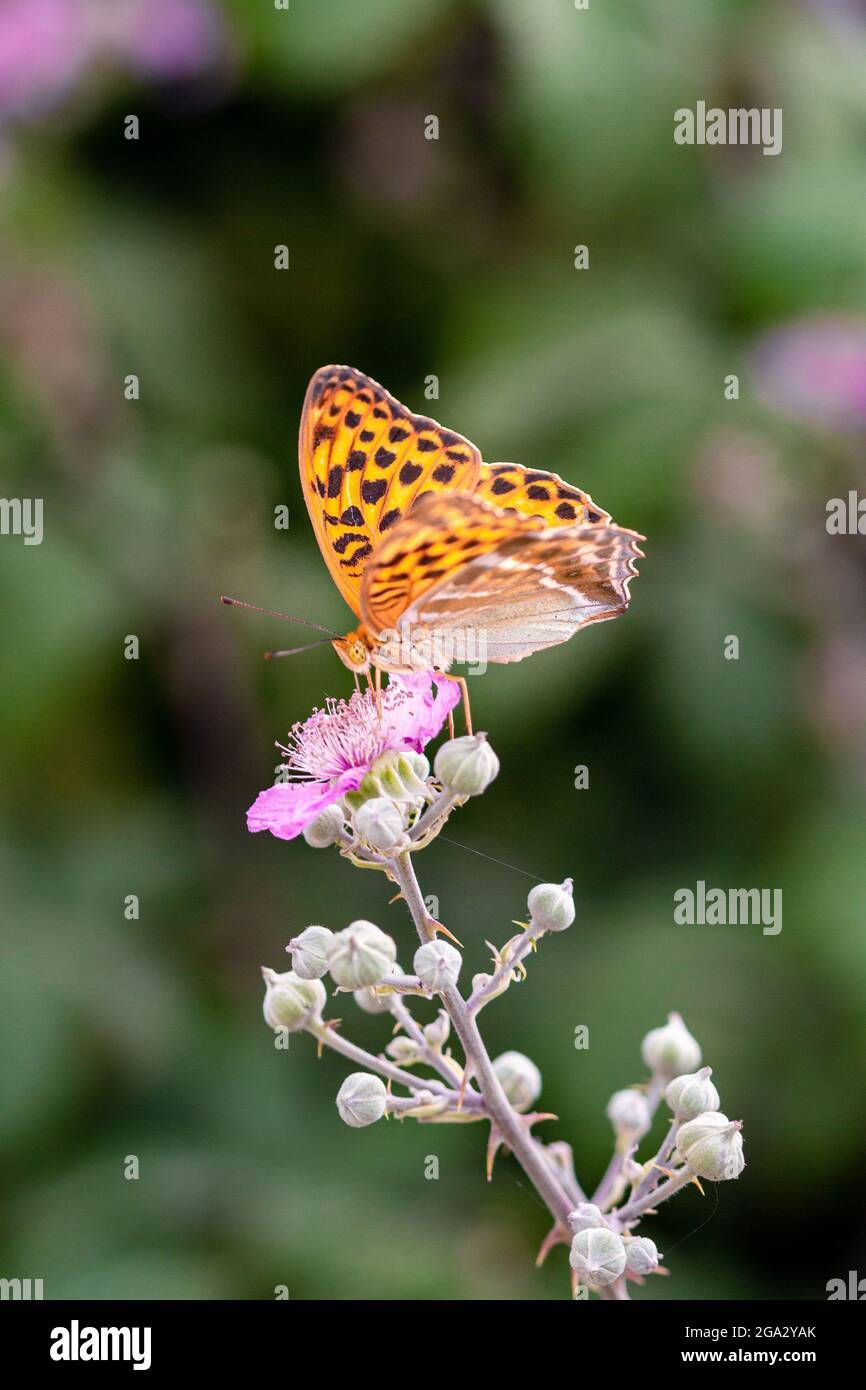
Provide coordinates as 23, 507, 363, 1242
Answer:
754, 316, 866, 432
247, 673, 460, 843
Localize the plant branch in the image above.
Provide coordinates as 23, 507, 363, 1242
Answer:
389, 851, 575, 1229
308, 1019, 482, 1108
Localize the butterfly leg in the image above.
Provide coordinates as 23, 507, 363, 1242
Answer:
373, 663, 383, 721
448, 675, 473, 736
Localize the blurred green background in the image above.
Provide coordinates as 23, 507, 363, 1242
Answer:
2, 0, 865, 1301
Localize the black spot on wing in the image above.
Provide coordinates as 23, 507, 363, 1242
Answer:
340, 542, 373, 568
361, 478, 388, 505
333, 531, 368, 554
433, 463, 456, 483
312, 423, 335, 449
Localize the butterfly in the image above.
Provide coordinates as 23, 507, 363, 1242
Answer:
296, 365, 644, 691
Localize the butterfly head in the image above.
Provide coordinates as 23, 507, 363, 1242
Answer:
332, 625, 374, 674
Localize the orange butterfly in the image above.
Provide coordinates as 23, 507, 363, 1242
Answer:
296, 365, 643, 699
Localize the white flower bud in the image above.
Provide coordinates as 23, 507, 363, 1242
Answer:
569, 1227, 627, 1288
434, 732, 499, 795
328, 920, 397, 989
385, 1036, 420, 1065
261, 967, 326, 1033
665, 1066, 720, 1121
492, 1050, 542, 1112
336, 1072, 388, 1128
353, 985, 393, 1014
641, 1012, 702, 1080
302, 803, 345, 848
423, 1009, 450, 1049
567, 1202, 607, 1235
527, 878, 575, 933
353, 796, 405, 851
286, 925, 333, 980
352, 961, 403, 1013
676, 1111, 745, 1181
606, 1088, 652, 1142
625, 1236, 661, 1275
413, 939, 462, 992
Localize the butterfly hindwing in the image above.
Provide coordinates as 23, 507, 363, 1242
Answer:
361, 492, 643, 661
474, 462, 611, 528
299, 366, 482, 617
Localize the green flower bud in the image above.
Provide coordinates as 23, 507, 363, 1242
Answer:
625, 1236, 661, 1275
371, 750, 431, 801
676, 1111, 745, 1181
344, 751, 431, 812
493, 1050, 542, 1112
665, 1066, 720, 1121
286, 925, 333, 980
567, 1202, 607, 1235
261, 967, 326, 1033
413, 939, 462, 992
336, 1072, 388, 1128
527, 878, 575, 933
434, 732, 499, 796
606, 1088, 652, 1142
641, 1012, 702, 1080
405, 751, 430, 782
328, 920, 397, 989
302, 803, 346, 848
569, 1228, 627, 1288
353, 796, 405, 851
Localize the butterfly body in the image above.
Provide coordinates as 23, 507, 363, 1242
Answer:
300, 366, 644, 677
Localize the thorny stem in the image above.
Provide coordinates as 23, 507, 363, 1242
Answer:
409, 789, 461, 842
468, 920, 544, 1011
616, 1166, 696, 1223
309, 1017, 483, 1110
389, 994, 478, 1095
389, 851, 575, 1230
628, 1116, 680, 1209
592, 1142, 634, 1212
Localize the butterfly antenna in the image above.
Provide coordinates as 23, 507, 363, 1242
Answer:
264, 639, 334, 660
220, 595, 340, 639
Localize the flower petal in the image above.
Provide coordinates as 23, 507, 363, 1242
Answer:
385, 672, 461, 751
247, 769, 363, 841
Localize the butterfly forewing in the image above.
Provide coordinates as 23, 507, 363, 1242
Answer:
299, 366, 482, 617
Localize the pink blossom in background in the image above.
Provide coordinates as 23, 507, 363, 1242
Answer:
247, 674, 461, 842
115, 0, 227, 81
0, 0, 91, 121
754, 317, 866, 432
0, 0, 230, 129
